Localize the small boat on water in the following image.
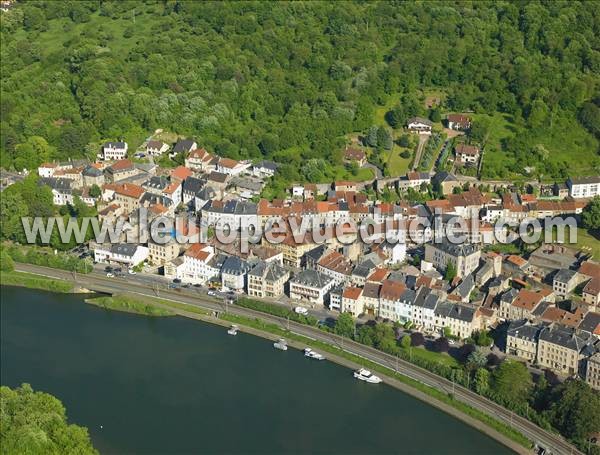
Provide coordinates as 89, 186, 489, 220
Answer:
227, 325, 239, 336
353, 368, 382, 384
304, 348, 325, 360
273, 338, 288, 351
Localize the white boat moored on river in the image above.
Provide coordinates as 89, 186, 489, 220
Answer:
273, 338, 288, 351
353, 368, 382, 384
304, 348, 325, 360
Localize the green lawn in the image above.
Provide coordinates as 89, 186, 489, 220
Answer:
572, 228, 600, 259
387, 148, 412, 176
332, 165, 374, 182
403, 346, 459, 368
477, 112, 600, 180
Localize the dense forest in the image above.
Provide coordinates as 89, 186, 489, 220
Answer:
1, 1, 599, 184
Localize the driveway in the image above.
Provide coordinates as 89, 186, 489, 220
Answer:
411, 134, 429, 171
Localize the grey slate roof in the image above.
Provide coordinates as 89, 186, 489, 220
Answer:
110, 243, 137, 257
435, 302, 476, 322
291, 269, 334, 289
221, 255, 251, 276
431, 240, 480, 257
454, 274, 475, 299
143, 176, 170, 191
539, 325, 593, 352
183, 176, 205, 194
248, 260, 288, 282
173, 139, 196, 153
507, 319, 543, 342
82, 165, 103, 177
554, 269, 578, 284
140, 192, 174, 208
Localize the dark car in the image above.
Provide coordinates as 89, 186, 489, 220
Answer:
173, 278, 181, 284
104, 266, 113, 272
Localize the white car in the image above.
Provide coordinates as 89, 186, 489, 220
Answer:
128, 269, 136, 275
106, 272, 115, 278
448, 339, 456, 345
207, 290, 216, 296
294, 306, 308, 315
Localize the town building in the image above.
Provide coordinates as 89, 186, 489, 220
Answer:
105, 159, 137, 183
343, 148, 367, 166
221, 256, 251, 292
341, 287, 364, 317
446, 114, 471, 131
586, 353, 600, 391
506, 320, 542, 362
552, 269, 580, 297
146, 140, 169, 156
567, 176, 600, 199
424, 240, 481, 278
148, 239, 181, 266
454, 143, 480, 165
582, 278, 600, 308
537, 325, 592, 376
247, 261, 289, 298
172, 139, 198, 156
289, 270, 335, 305
407, 116, 433, 134
102, 142, 128, 160
93, 243, 149, 266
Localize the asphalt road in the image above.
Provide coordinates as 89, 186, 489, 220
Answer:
13, 263, 581, 455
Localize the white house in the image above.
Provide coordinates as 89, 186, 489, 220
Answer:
38, 162, 58, 178
252, 160, 278, 178
220, 256, 252, 292
93, 243, 149, 266
568, 176, 600, 199
407, 117, 433, 134
289, 270, 335, 305
178, 243, 219, 285
38, 177, 73, 206
341, 287, 364, 317
102, 142, 128, 160
216, 158, 251, 176
146, 140, 169, 156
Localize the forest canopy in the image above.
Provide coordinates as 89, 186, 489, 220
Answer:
1, 1, 599, 181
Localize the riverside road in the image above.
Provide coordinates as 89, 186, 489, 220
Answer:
13, 263, 581, 455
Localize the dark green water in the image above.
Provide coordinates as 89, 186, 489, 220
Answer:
1, 286, 512, 454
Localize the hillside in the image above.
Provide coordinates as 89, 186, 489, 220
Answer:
1, 1, 599, 184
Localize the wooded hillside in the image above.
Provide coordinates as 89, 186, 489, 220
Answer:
1, 1, 599, 182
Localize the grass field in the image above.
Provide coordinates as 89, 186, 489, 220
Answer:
387, 148, 412, 176
476, 112, 600, 180
572, 228, 600, 259
85, 294, 175, 317
402, 346, 459, 368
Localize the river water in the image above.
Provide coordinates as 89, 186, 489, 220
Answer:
1, 286, 511, 454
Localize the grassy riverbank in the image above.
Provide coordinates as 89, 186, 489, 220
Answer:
0, 271, 73, 293
85, 294, 174, 317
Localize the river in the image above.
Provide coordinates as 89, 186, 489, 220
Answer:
1, 286, 512, 454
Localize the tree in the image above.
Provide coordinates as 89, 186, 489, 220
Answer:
467, 349, 488, 369
400, 334, 411, 349
334, 312, 355, 338
365, 126, 378, 148
356, 324, 374, 346
377, 127, 393, 150
444, 261, 457, 282
486, 353, 502, 367
582, 196, 600, 230
429, 108, 441, 123
491, 360, 533, 406
457, 343, 476, 363
547, 380, 600, 442
410, 332, 425, 347
443, 326, 452, 338
432, 337, 450, 353
0, 249, 15, 272
88, 184, 101, 198
474, 330, 493, 347
398, 134, 410, 147
0, 383, 97, 455
474, 368, 490, 395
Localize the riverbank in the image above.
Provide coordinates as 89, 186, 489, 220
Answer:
84, 294, 174, 317
0, 271, 73, 293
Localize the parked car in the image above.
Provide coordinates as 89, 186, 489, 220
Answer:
128, 269, 136, 275
104, 266, 113, 272
106, 272, 115, 278
294, 306, 308, 315
173, 278, 181, 284
207, 290, 216, 296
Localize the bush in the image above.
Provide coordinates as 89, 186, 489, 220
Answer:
236, 297, 318, 326
400, 150, 411, 159
432, 337, 450, 353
